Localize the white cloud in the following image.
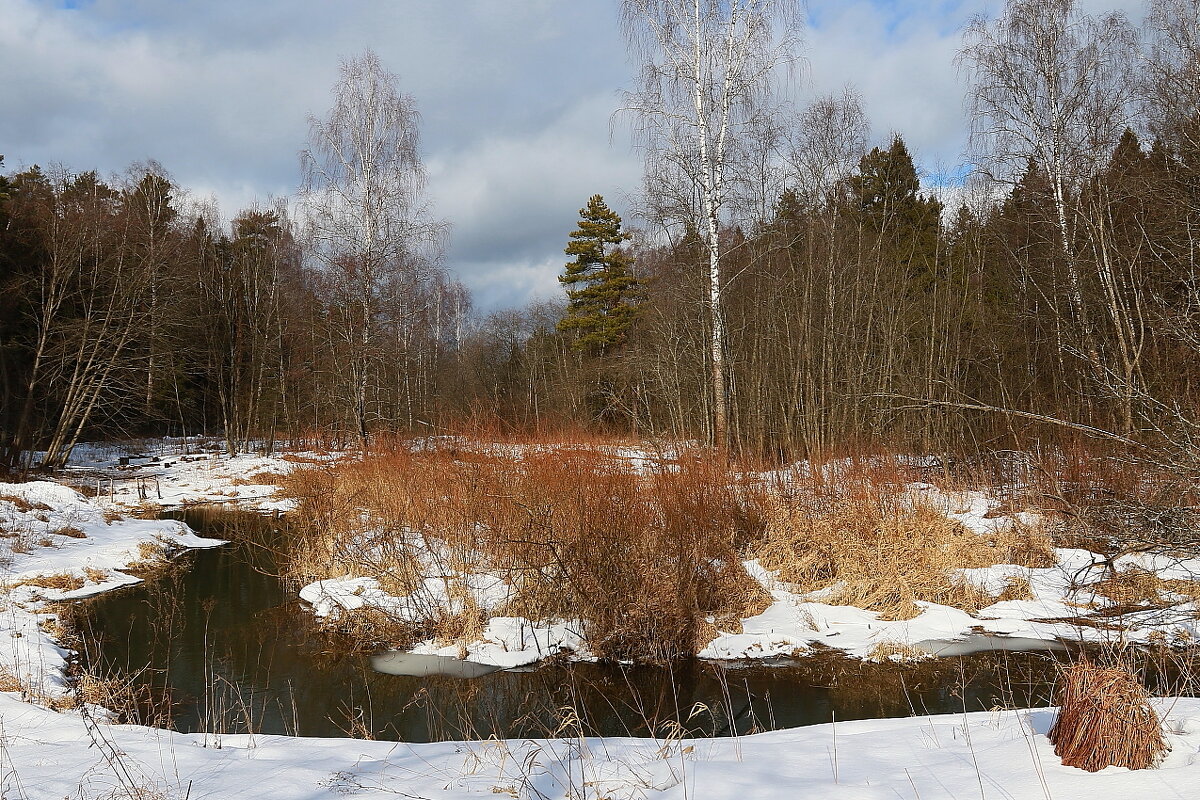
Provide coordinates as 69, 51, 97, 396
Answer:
0, 0, 1149, 309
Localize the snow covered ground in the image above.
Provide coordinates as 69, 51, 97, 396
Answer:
58, 438, 340, 513
2, 689, 1199, 799
3, 438, 1200, 798
0, 479, 224, 700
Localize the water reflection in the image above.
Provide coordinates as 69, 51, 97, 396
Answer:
370, 652, 505, 679
69, 508, 1154, 743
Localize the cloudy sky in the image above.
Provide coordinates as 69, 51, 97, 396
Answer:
1, 0, 1141, 310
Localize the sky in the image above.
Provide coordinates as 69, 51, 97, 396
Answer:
1, 0, 1143, 311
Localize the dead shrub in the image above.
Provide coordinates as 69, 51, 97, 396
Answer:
281, 445, 767, 662
0, 495, 50, 513
12, 572, 85, 592
53, 525, 86, 539
1088, 567, 1200, 608
1048, 660, 1167, 772
756, 480, 1055, 620
1021, 446, 1199, 556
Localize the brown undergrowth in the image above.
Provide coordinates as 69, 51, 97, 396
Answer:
1089, 566, 1200, 608
755, 459, 1056, 620
1048, 659, 1168, 771
282, 443, 769, 662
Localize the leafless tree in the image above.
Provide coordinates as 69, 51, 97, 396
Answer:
621, 0, 801, 449
960, 0, 1137, 327
787, 87, 871, 207
300, 50, 445, 444
1142, 0, 1200, 156
32, 170, 157, 469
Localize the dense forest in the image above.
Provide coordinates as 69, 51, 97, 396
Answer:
3, 0, 1200, 469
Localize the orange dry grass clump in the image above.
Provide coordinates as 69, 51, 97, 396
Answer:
1048, 660, 1167, 772
1088, 566, 1200, 607
756, 473, 1055, 620
11, 573, 86, 592
282, 444, 770, 662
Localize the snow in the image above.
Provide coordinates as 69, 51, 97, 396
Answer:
700, 544, 1200, 662
0, 690, 1198, 798
300, 574, 588, 668
418, 616, 589, 668
0, 480, 224, 699
700, 486, 1200, 663
3, 439, 1200, 797
54, 437, 346, 514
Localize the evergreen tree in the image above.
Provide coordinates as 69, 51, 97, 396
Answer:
845, 135, 943, 290
557, 195, 643, 352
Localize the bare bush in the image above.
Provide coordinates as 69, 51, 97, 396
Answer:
282, 443, 768, 662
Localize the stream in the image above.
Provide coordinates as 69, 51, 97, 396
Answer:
71, 508, 1115, 742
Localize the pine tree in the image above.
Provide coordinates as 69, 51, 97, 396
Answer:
845, 135, 943, 291
557, 195, 643, 352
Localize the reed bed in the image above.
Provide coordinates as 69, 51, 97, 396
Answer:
755, 461, 1055, 620
281, 443, 769, 662
1048, 660, 1168, 772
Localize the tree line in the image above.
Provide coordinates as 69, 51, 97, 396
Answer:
467, 0, 1200, 467
4, 0, 1200, 470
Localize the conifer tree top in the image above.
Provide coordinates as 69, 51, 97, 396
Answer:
557, 194, 643, 352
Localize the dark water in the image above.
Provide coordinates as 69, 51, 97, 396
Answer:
73, 508, 1088, 742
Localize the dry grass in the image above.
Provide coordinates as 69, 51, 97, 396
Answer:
280, 453, 331, 465
282, 443, 768, 662
0, 667, 23, 693
0, 494, 50, 513
136, 541, 168, 562
1089, 566, 1200, 607
997, 575, 1036, 602
230, 470, 285, 487
755, 468, 1055, 620
866, 640, 929, 661
1048, 660, 1167, 771
53, 525, 87, 539
11, 572, 86, 592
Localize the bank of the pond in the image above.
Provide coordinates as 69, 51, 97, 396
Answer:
0, 480, 225, 701
7, 465, 1200, 798
75, 507, 1198, 745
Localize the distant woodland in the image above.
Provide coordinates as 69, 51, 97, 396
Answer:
4, 0, 1200, 469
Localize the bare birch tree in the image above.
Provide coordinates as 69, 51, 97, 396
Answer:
621, 0, 800, 449
959, 0, 1136, 333
300, 50, 444, 444
787, 87, 871, 207
1143, 0, 1200, 156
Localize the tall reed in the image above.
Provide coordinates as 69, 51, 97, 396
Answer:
282, 443, 769, 662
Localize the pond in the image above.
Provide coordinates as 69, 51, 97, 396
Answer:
69, 508, 1153, 743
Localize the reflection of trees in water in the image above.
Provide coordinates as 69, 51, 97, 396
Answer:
79, 508, 1200, 743
365, 654, 1069, 741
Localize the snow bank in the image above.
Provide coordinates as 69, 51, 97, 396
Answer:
0, 480, 223, 698
1, 690, 1199, 799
